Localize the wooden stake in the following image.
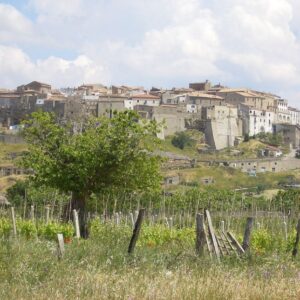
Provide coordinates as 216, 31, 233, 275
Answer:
45, 206, 50, 224
195, 213, 206, 256
57, 233, 65, 259
221, 220, 225, 232
128, 208, 145, 254
11, 207, 17, 237
283, 221, 288, 241
242, 217, 254, 251
292, 219, 300, 257
129, 212, 134, 228
73, 209, 80, 239
30, 205, 34, 220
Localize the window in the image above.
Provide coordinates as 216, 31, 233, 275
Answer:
272, 168, 276, 172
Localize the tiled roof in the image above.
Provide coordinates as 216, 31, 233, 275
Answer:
131, 94, 160, 99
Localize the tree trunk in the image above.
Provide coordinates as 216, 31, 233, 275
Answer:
70, 191, 89, 239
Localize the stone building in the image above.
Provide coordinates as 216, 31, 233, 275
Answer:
199, 105, 242, 150
274, 124, 300, 149
134, 105, 187, 139
189, 80, 211, 91
17, 81, 51, 95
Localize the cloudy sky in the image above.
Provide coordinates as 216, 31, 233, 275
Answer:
0, 0, 300, 106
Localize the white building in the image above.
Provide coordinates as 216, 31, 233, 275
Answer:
124, 94, 160, 110
288, 107, 300, 125
240, 105, 275, 136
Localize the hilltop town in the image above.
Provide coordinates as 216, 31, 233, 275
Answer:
1, 79, 300, 148
1, 79, 300, 189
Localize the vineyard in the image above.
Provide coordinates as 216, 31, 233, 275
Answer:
1, 190, 300, 299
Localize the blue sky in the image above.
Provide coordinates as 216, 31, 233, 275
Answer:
1, 0, 300, 107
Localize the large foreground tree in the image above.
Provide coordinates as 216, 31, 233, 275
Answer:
21, 111, 162, 237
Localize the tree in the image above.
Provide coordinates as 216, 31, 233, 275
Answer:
171, 132, 192, 149
21, 111, 162, 238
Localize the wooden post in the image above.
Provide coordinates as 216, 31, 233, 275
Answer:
283, 221, 288, 241
129, 212, 135, 228
57, 233, 65, 259
73, 209, 80, 239
30, 205, 34, 220
11, 207, 17, 237
115, 212, 120, 226
128, 208, 145, 254
242, 217, 254, 251
165, 217, 169, 228
221, 220, 225, 232
45, 206, 50, 224
292, 219, 300, 257
195, 213, 206, 255
169, 217, 173, 229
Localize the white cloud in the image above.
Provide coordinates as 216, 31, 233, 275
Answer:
0, 45, 108, 88
0, 4, 33, 43
1, 0, 300, 105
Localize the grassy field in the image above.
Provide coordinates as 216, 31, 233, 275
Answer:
160, 135, 275, 160
1, 219, 300, 300
0, 142, 27, 164
164, 165, 300, 191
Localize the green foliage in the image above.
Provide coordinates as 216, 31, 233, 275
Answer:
6, 180, 27, 206
6, 179, 68, 209
273, 189, 300, 212
17, 220, 37, 239
244, 133, 250, 142
171, 132, 192, 149
38, 222, 74, 240
0, 218, 11, 237
256, 132, 283, 147
21, 111, 162, 205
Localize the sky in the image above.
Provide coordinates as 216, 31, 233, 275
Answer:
0, 0, 300, 106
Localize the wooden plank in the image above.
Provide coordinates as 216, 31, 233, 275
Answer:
219, 230, 232, 255
227, 231, 245, 255
195, 213, 206, 256
205, 210, 220, 261
215, 233, 225, 257
204, 225, 213, 258
223, 231, 239, 257
242, 217, 254, 251
128, 209, 145, 254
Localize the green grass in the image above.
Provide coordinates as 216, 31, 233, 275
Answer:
1, 220, 300, 300
164, 166, 300, 191
0, 142, 27, 165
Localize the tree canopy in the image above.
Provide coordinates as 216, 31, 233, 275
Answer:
21, 111, 162, 236
21, 111, 162, 196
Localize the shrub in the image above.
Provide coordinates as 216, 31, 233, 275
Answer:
38, 222, 74, 240
0, 218, 11, 237
171, 132, 192, 149
17, 220, 37, 239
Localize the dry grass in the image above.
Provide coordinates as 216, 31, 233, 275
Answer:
1, 236, 300, 300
